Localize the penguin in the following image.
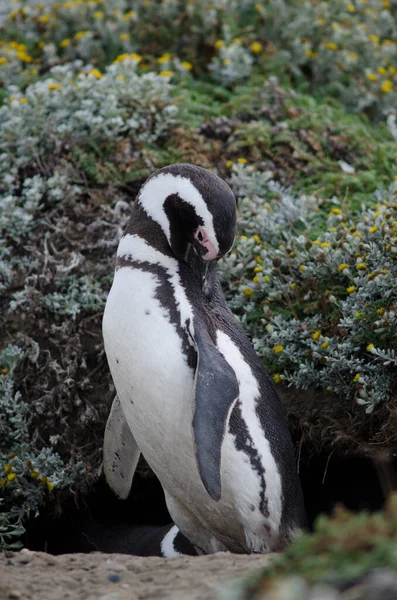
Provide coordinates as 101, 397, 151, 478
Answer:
102, 163, 306, 554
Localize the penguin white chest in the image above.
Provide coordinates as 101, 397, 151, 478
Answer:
103, 266, 194, 456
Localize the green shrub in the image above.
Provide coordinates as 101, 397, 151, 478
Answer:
0, 345, 83, 551
220, 164, 397, 413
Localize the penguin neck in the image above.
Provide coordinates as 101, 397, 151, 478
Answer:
182, 248, 218, 301
124, 203, 173, 258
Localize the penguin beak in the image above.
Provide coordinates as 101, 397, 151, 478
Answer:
193, 227, 218, 261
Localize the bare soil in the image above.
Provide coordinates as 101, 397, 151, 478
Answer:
0, 549, 275, 600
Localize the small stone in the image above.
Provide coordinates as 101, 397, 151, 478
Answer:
108, 573, 121, 583
7, 559, 16, 566
8, 591, 21, 599
105, 560, 127, 573
18, 548, 33, 564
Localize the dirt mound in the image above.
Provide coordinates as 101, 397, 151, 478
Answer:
0, 550, 274, 600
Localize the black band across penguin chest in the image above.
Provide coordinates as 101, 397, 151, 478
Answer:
116, 255, 197, 370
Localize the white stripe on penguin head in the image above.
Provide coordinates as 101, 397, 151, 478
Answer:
138, 172, 220, 257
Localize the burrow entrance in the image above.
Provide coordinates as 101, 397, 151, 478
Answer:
22, 446, 395, 555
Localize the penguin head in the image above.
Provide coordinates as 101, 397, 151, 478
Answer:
137, 163, 237, 263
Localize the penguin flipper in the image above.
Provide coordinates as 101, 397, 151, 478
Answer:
192, 328, 239, 502
103, 395, 140, 499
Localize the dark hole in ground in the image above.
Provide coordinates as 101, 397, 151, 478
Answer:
23, 448, 394, 554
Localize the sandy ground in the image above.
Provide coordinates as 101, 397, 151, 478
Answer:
0, 550, 275, 600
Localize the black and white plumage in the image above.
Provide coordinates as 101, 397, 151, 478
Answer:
102, 163, 306, 554
76, 522, 197, 557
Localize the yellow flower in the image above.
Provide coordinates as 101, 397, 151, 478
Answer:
226, 160, 233, 168
389, 66, 397, 75
123, 10, 136, 20
0, 57, 7, 64
4, 464, 12, 474
47, 481, 54, 492
377, 307, 386, 315
244, 288, 253, 296
253, 276, 260, 283
347, 51, 359, 61
223, 59, 231, 65
181, 61, 192, 70
347, 285, 356, 293
366, 343, 375, 351
377, 67, 387, 75
47, 83, 61, 91
60, 38, 70, 48
159, 71, 173, 77
31, 470, 39, 478
252, 234, 260, 244
240, 235, 247, 240
321, 342, 329, 349
273, 373, 281, 384
254, 266, 263, 273
369, 34, 379, 43
255, 256, 263, 264
37, 13, 51, 23
322, 42, 338, 50
214, 40, 224, 50
352, 231, 362, 237
130, 53, 142, 62
356, 263, 367, 270
116, 75, 125, 81
74, 31, 88, 40
157, 53, 172, 64
315, 18, 325, 25
369, 225, 378, 233
290, 282, 297, 290
382, 0, 391, 8
119, 33, 130, 41
264, 275, 270, 282
338, 263, 349, 272
1, 367, 9, 375
237, 157, 247, 164
7, 473, 16, 482
381, 80, 393, 93
299, 265, 305, 272
93, 11, 104, 18
305, 49, 318, 59
273, 345, 284, 354
251, 42, 262, 53
312, 330, 321, 341
329, 207, 341, 215
312, 240, 321, 245
355, 312, 362, 318
87, 68, 102, 78
320, 242, 331, 248
366, 73, 378, 81
353, 373, 361, 383
347, 2, 355, 12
